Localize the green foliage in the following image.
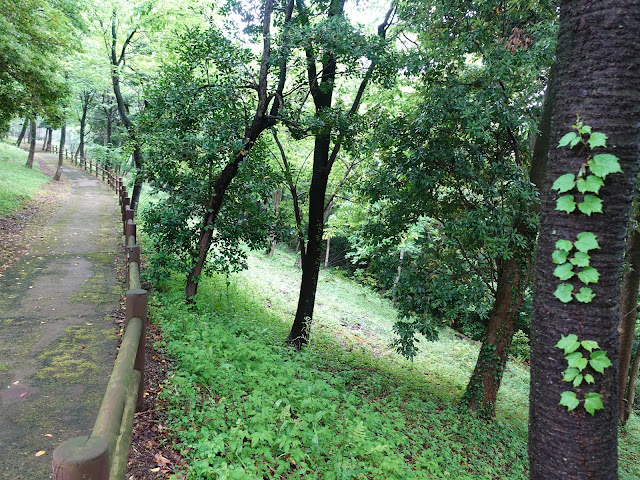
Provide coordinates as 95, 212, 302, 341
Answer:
139, 24, 279, 280
151, 271, 530, 479
0, 0, 83, 127
0, 142, 49, 215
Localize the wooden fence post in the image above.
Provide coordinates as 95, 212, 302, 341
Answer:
125, 288, 147, 411
52, 436, 109, 480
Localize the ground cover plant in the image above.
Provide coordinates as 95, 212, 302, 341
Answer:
0, 141, 49, 215
149, 250, 640, 479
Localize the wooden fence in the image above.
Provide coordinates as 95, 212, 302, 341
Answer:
52, 157, 147, 480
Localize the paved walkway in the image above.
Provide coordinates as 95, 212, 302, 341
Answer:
0, 156, 121, 479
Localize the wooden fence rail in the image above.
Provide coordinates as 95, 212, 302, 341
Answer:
52, 165, 147, 480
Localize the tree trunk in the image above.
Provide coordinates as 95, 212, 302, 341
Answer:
26, 119, 36, 169
286, 0, 393, 348
15, 121, 27, 147
288, 133, 332, 348
528, 2, 640, 478
392, 248, 405, 307
618, 210, 640, 425
462, 257, 529, 416
268, 186, 283, 257
324, 236, 331, 268
46, 128, 53, 151
461, 63, 555, 418
53, 123, 65, 181
41, 128, 49, 151
624, 345, 640, 421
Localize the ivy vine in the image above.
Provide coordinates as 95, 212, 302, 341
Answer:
550, 118, 619, 415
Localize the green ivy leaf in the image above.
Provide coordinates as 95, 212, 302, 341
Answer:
556, 195, 577, 214
558, 132, 578, 148
573, 374, 584, 388
553, 249, 570, 264
555, 239, 573, 252
584, 392, 604, 415
562, 367, 580, 382
556, 334, 580, 354
589, 350, 612, 373
587, 131, 607, 149
578, 195, 603, 216
569, 252, 590, 267
560, 391, 579, 411
575, 287, 595, 303
589, 153, 622, 179
584, 374, 595, 384
570, 136, 582, 148
552, 174, 576, 193
581, 340, 600, 352
577, 124, 592, 135
554, 283, 574, 303
577, 266, 599, 285
566, 352, 588, 371
574, 232, 599, 252
554, 263, 575, 280
576, 175, 604, 194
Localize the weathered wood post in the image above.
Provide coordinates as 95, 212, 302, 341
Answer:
124, 206, 134, 235
52, 437, 109, 480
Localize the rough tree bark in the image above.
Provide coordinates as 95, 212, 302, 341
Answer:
26, 118, 36, 169
528, 2, 640, 478
53, 123, 65, 181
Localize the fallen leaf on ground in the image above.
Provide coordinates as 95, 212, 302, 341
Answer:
153, 452, 171, 466
43, 434, 53, 437
35, 451, 46, 457
149, 467, 160, 473
20, 391, 28, 398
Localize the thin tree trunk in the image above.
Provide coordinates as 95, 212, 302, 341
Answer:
41, 128, 49, 151
392, 248, 405, 307
15, 121, 27, 147
618, 210, 640, 424
324, 236, 331, 268
624, 345, 640, 421
184, 0, 288, 302
53, 124, 65, 181
46, 128, 53, 151
268, 186, 283, 257
26, 119, 36, 169
529, 1, 640, 478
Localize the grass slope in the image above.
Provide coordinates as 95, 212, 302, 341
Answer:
0, 141, 49, 215
152, 249, 640, 479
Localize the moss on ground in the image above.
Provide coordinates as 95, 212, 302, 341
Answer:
37, 324, 115, 383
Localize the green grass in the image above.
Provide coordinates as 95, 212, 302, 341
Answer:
0, 141, 49, 215
152, 248, 640, 479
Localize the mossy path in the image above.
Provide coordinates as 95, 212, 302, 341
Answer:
0, 153, 121, 479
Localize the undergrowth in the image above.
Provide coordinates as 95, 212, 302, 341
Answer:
0, 141, 49, 215
150, 250, 639, 479
153, 276, 529, 479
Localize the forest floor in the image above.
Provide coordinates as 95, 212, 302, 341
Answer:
0, 147, 125, 479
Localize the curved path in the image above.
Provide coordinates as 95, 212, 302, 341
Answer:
0, 155, 121, 479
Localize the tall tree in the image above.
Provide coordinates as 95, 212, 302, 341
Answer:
528, 2, 640, 478
53, 122, 66, 181
287, 0, 397, 348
